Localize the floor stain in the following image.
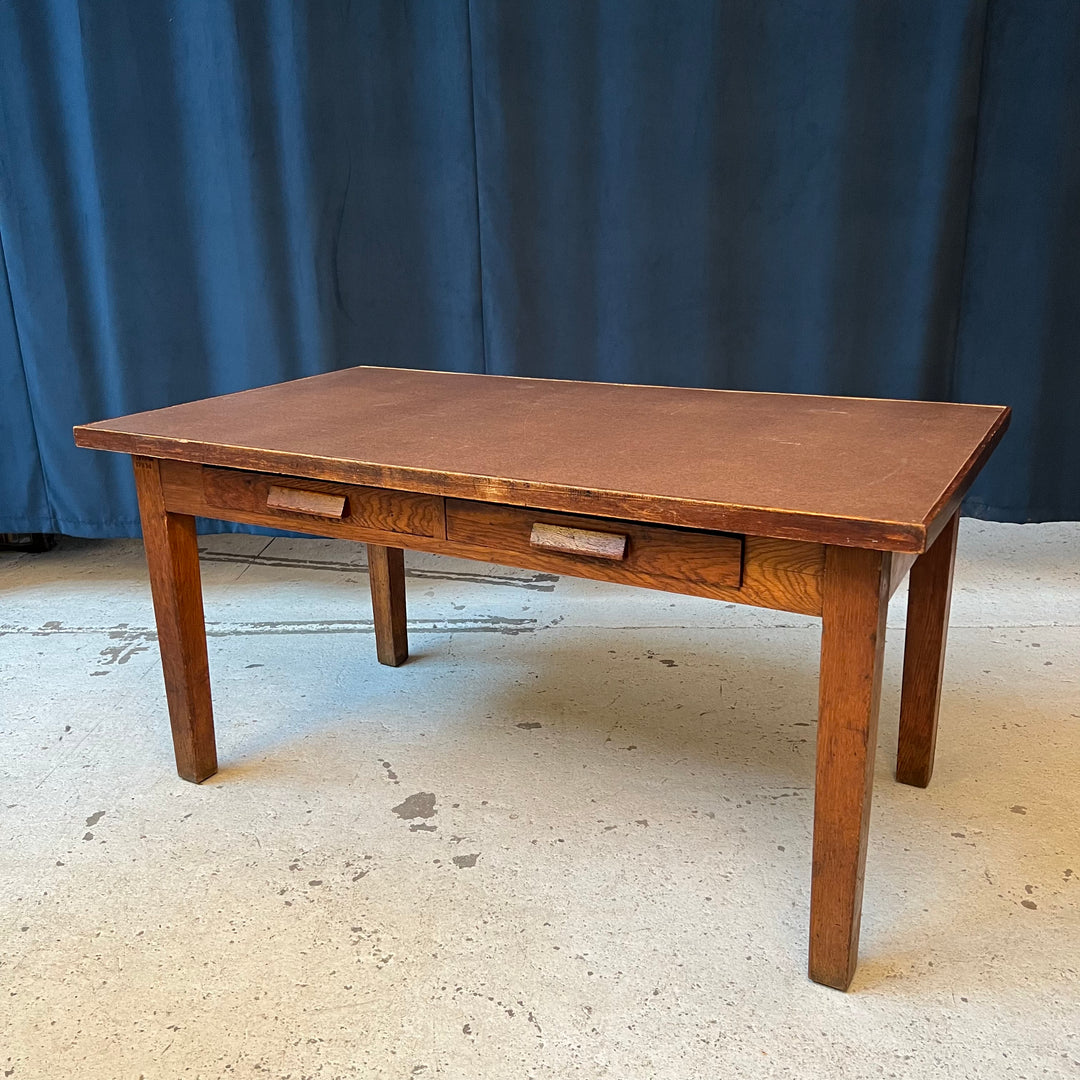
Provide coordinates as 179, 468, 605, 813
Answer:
452, 853, 479, 869
392, 792, 437, 820
2, 615, 540, 641
84, 810, 105, 827
516, 722, 542, 730
99, 626, 152, 665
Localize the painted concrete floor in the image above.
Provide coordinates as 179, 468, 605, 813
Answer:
1, 521, 1077, 1079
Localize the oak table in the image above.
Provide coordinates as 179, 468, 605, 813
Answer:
75, 366, 1009, 990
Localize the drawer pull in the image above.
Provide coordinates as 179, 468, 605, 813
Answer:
530, 522, 627, 561
266, 485, 347, 519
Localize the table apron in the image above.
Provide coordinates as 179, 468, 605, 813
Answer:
155, 458, 826, 616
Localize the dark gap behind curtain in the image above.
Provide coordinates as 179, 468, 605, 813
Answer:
0, 0, 1077, 533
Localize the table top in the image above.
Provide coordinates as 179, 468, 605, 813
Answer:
75, 366, 1009, 552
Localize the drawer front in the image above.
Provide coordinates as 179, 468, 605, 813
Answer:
203, 467, 444, 538
160, 461, 445, 541
155, 459, 821, 614
445, 499, 743, 591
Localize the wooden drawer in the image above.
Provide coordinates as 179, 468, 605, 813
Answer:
154, 458, 822, 615
445, 499, 743, 593
159, 461, 445, 541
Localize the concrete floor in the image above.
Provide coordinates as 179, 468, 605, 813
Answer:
1, 521, 1077, 1079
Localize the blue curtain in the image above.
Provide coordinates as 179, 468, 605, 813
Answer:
0, 0, 484, 534
952, 2, 1080, 521
0, 1, 1075, 534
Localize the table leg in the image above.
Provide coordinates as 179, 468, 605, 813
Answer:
897, 510, 960, 788
367, 544, 408, 666
809, 545, 891, 989
132, 456, 217, 783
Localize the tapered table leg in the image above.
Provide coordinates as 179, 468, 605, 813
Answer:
132, 456, 217, 783
897, 511, 960, 788
809, 545, 891, 990
368, 544, 408, 666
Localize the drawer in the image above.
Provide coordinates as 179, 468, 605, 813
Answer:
445, 499, 743, 592
159, 461, 445, 541
154, 459, 820, 614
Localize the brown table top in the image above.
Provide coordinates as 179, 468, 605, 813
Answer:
75, 366, 1009, 552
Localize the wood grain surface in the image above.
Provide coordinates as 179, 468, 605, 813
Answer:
195, 463, 445, 539
367, 544, 408, 667
897, 510, 960, 787
74, 366, 1010, 552
810, 544, 891, 989
887, 553, 918, 597
266, 485, 347, 519
132, 456, 217, 783
529, 522, 629, 561
86, 372, 1005, 992
157, 460, 824, 613
448, 500, 743, 590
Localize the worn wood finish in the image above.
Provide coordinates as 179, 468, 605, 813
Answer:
887, 552, 918, 599
897, 510, 960, 788
190, 462, 444, 539
73, 370, 1013, 991
132, 456, 217, 783
444, 531, 820, 614
367, 544, 408, 667
448, 500, 743, 591
74, 365, 1011, 552
158, 460, 822, 614
428, 531, 820, 614
810, 545, 891, 990
266, 484, 347, 519
530, 522, 628, 560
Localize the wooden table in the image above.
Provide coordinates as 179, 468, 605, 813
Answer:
75, 366, 1009, 990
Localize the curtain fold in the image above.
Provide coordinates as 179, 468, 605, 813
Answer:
470, 0, 985, 400
953, 0, 1080, 521
0, 0, 1075, 533
0, 0, 484, 536
0, 230, 52, 532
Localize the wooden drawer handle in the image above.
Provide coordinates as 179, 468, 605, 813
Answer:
266, 485, 347, 519
530, 522, 628, 560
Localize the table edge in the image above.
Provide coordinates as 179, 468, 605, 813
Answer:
919, 403, 1011, 548
73, 419, 1015, 553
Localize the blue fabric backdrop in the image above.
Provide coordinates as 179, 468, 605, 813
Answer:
0, 0, 1075, 534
